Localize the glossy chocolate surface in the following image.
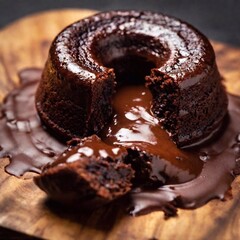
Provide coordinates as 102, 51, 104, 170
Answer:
50, 135, 128, 168
0, 69, 239, 216
99, 84, 203, 184
0, 69, 65, 176
51, 10, 214, 86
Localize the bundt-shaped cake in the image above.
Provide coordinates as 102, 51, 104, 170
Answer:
35, 10, 228, 147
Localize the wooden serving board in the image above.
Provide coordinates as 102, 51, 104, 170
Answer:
1, 9, 240, 240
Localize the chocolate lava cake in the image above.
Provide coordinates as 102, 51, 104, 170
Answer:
33, 10, 229, 208
35, 10, 228, 147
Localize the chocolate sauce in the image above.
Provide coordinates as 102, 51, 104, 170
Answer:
0, 69, 65, 176
0, 68, 240, 216
99, 85, 203, 184
50, 135, 128, 168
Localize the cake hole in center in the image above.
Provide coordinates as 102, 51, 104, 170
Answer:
91, 33, 164, 85
104, 55, 156, 85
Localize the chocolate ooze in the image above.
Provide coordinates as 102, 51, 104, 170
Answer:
0, 10, 240, 217
0, 68, 240, 216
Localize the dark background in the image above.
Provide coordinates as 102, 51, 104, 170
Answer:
0, 0, 239, 46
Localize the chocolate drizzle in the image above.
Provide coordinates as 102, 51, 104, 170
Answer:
0, 68, 240, 216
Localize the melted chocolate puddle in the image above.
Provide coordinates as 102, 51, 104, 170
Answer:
0, 68, 240, 216
0, 69, 65, 176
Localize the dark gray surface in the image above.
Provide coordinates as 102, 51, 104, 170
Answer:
0, 0, 239, 46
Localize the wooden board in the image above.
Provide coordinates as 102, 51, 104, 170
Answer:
1, 9, 240, 240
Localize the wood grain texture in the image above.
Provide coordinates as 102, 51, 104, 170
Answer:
0, 9, 240, 240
